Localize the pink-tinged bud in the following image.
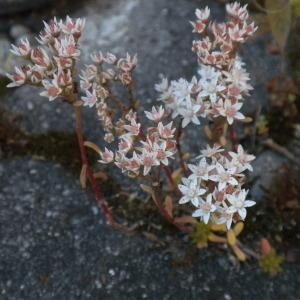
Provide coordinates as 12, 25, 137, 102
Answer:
119, 72, 132, 86
54, 56, 73, 69
57, 70, 72, 86
30, 68, 44, 84
104, 133, 115, 143
124, 119, 140, 136
31, 48, 50, 68
10, 38, 31, 57
104, 52, 117, 64
99, 148, 114, 164
6, 66, 28, 88
60, 16, 86, 37
40, 78, 62, 101
91, 51, 104, 64
158, 122, 175, 139
261, 238, 272, 255
82, 90, 98, 108
43, 17, 60, 37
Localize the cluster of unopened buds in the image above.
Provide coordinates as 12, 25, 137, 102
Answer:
99, 106, 177, 177
7, 2, 257, 233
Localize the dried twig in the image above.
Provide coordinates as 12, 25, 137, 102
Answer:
262, 138, 300, 166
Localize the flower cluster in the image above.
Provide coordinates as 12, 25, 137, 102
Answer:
6, 2, 257, 234
179, 144, 255, 229
80, 52, 138, 141
7, 16, 86, 102
98, 106, 177, 177
155, 2, 256, 127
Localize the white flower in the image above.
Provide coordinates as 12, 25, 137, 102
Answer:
219, 99, 244, 125
216, 207, 234, 229
227, 189, 255, 220
155, 77, 172, 101
198, 65, 221, 83
195, 6, 210, 21
223, 64, 252, 95
179, 99, 201, 128
153, 141, 174, 166
209, 162, 238, 191
178, 177, 206, 207
145, 106, 165, 122
158, 121, 175, 139
171, 78, 193, 102
140, 150, 159, 176
82, 89, 98, 107
198, 76, 225, 103
196, 144, 223, 159
188, 157, 212, 180
192, 194, 216, 224
229, 144, 255, 172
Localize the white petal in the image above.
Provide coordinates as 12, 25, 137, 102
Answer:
244, 200, 256, 207
179, 196, 190, 204
192, 209, 204, 217
203, 213, 210, 224
238, 208, 247, 219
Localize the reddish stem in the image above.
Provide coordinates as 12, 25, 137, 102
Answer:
176, 122, 189, 176
152, 184, 192, 233
229, 125, 238, 151
74, 104, 116, 227
162, 165, 181, 197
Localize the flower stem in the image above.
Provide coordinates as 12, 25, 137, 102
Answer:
74, 104, 116, 227
229, 125, 238, 151
162, 165, 181, 197
152, 182, 192, 233
176, 121, 189, 176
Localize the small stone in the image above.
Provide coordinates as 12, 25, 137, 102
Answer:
10, 24, 31, 41
108, 269, 115, 276
224, 294, 231, 300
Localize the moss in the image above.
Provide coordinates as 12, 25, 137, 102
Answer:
259, 249, 284, 277
192, 222, 211, 248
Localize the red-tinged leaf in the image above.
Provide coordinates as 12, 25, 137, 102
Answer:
164, 196, 173, 218
261, 238, 272, 255
265, 0, 291, 52
84, 141, 102, 154
80, 164, 87, 189
93, 171, 108, 181
174, 216, 197, 225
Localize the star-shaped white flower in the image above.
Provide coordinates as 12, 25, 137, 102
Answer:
209, 162, 238, 191
179, 99, 201, 128
198, 76, 225, 103
192, 194, 216, 224
229, 144, 255, 172
196, 144, 223, 159
188, 157, 212, 181
227, 189, 255, 220
178, 177, 206, 207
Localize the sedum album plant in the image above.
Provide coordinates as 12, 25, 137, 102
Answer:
7, 2, 258, 257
